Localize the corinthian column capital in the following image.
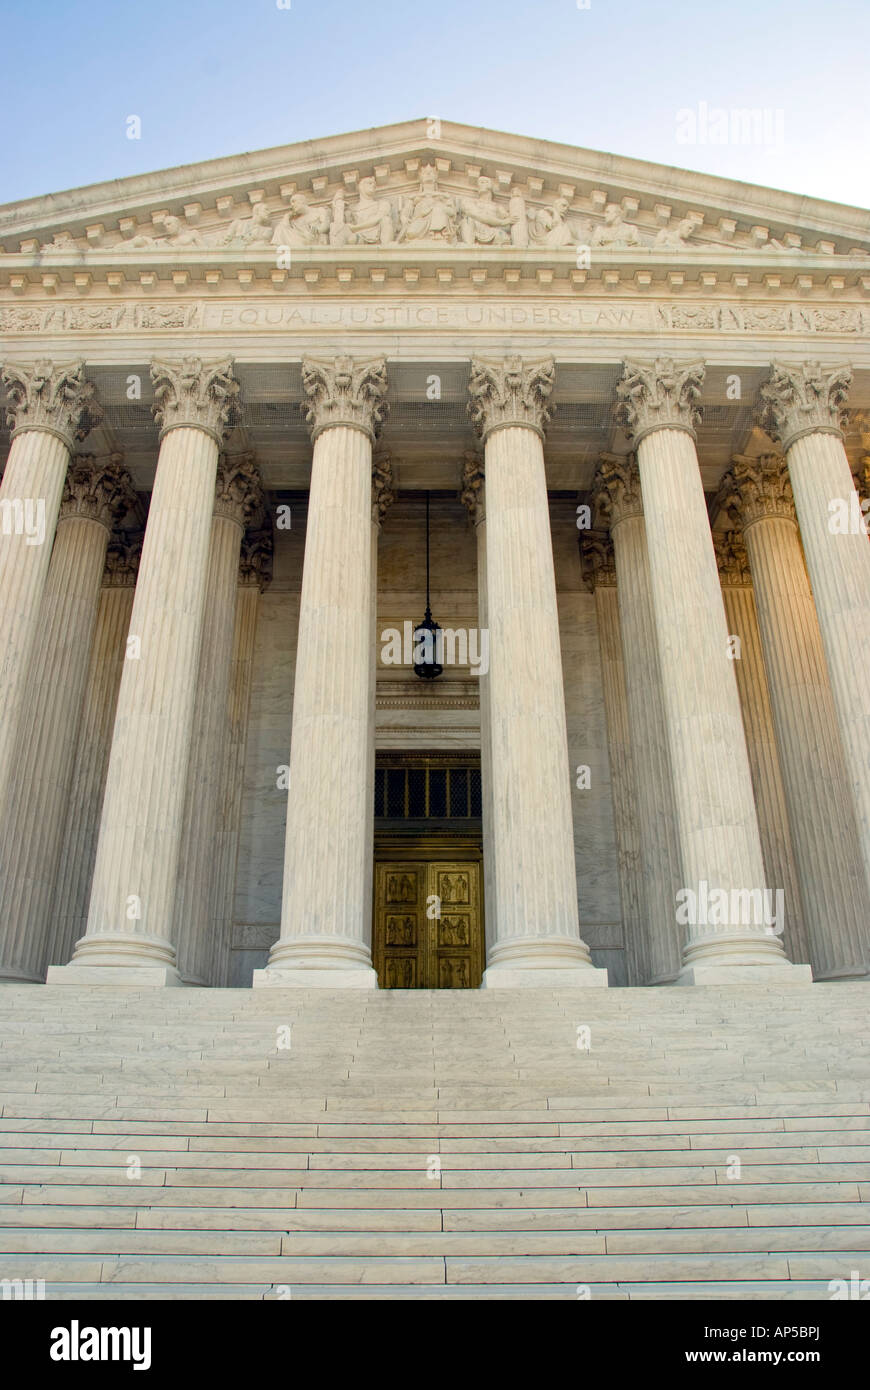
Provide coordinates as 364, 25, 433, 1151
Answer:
150, 356, 240, 445
104, 533, 143, 587
214, 452, 263, 529
716, 453, 795, 530
371, 451, 395, 527
301, 355, 389, 442
758, 360, 852, 449
712, 529, 752, 588
61, 453, 137, 531
2, 359, 103, 448
460, 451, 485, 525
579, 530, 617, 592
467, 355, 555, 441
615, 357, 704, 444
592, 452, 643, 529
239, 528, 274, 590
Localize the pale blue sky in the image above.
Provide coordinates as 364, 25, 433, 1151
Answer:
1, 0, 867, 209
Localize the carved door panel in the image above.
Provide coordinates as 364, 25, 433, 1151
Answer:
373, 862, 426, 988
373, 859, 483, 988
428, 862, 482, 989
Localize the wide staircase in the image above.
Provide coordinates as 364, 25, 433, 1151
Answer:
0, 982, 869, 1299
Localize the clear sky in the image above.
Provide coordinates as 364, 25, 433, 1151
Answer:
1, 0, 868, 209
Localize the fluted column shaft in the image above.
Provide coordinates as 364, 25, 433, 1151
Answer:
208, 576, 263, 987
0, 362, 102, 818
481, 428, 603, 982
49, 571, 136, 969
258, 425, 378, 985
0, 506, 117, 980
616, 358, 807, 983
594, 458, 683, 984
49, 425, 219, 982
759, 363, 870, 902
787, 434, 870, 896
580, 539, 646, 986
741, 510, 867, 976
462, 458, 497, 958
0, 432, 70, 813
714, 543, 809, 968
174, 514, 246, 984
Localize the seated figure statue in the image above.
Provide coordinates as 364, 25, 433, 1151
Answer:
459, 176, 514, 246
398, 165, 457, 243
271, 193, 330, 248
330, 176, 395, 246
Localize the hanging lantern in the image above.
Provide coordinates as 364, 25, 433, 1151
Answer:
413, 491, 443, 680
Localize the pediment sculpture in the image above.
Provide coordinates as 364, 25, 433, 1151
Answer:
19, 163, 866, 259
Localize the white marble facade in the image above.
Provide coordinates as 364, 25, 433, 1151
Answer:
1, 120, 869, 990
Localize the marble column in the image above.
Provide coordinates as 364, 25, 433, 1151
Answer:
593, 454, 683, 984
468, 355, 606, 987
208, 531, 273, 988
49, 537, 141, 970
254, 355, 389, 987
615, 358, 808, 984
713, 530, 810, 969
48, 356, 240, 985
0, 455, 136, 981
579, 532, 646, 986
173, 453, 263, 985
461, 453, 497, 959
717, 454, 868, 977
760, 362, 870, 901
0, 361, 102, 820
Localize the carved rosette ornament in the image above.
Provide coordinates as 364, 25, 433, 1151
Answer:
592, 453, 644, 529
60, 453, 136, 531
214, 452, 264, 529
239, 528, 274, 590
150, 356, 240, 445
712, 530, 752, 588
716, 453, 796, 531
467, 355, 555, 441
615, 357, 705, 444
460, 451, 485, 525
2, 359, 103, 449
579, 530, 617, 592
371, 451, 395, 527
758, 361, 852, 450
104, 533, 143, 587
301, 355, 389, 443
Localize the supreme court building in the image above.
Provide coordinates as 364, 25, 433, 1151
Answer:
1, 119, 869, 994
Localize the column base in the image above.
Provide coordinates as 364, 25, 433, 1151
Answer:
675, 962, 813, 987
257, 934, 377, 987
482, 966, 608, 989
46, 964, 184, 987
49, 929, 181, 985
253, 966, 378, 989
481, 936, 608, 988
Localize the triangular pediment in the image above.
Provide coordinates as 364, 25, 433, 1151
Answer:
1, 119, 868, 266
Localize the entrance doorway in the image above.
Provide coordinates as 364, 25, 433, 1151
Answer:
373, 753, 483, 989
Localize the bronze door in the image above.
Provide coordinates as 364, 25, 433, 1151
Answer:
373, 860, 483, 988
